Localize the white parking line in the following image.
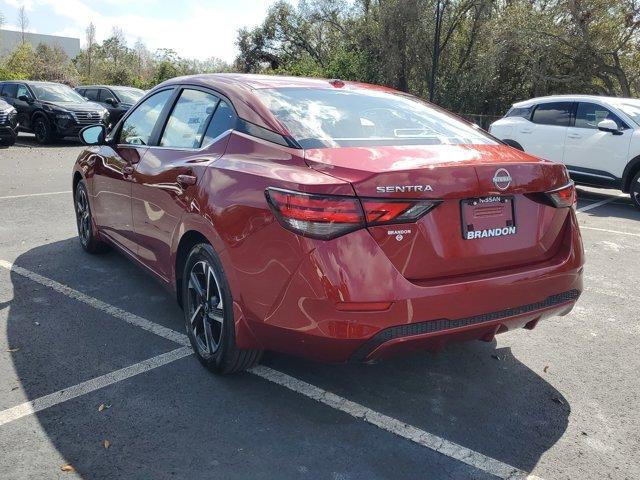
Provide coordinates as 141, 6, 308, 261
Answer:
0, 260, 189, 346
580, 226, 640, 238
0, 347, 192, 427
577, 194, 627, 213
0, 259, 540, 479
251, 366, 538, 479
0, 191, 72, 200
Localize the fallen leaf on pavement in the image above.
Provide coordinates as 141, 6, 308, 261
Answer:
543, 365, 549, 373
60, 464, 75, 472
102, 439, 111, 449
7, 347, 19, 353
98, 403, 111, 412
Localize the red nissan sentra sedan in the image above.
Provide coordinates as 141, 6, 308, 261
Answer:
73, 74, 584, 374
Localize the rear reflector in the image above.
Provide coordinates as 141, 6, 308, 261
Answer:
546, 182, 576, 208
336, 301, 392, 312
265, 188, 440, 240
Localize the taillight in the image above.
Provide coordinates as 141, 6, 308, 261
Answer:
546, 182, 576, 208
361, 199, 440, 226
265, 188, 440, 240
265, 188, 364, 239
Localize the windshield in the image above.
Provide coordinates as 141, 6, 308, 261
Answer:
255, 87, 496, 148
31, 84, 86, 103
613, 100, 640, 126
111, 87, 144, 104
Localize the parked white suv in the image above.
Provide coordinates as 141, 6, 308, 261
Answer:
489, 95, 640, 209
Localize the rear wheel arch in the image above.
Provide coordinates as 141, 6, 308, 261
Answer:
622, 155, 640, 192
175, 230, 212, 307
72, 171, 83, 199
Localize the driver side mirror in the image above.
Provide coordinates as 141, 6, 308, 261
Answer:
18, 95, 34, 104
104, 97, 118, 106
79, 124, 106, 145
597, 119, 622, 135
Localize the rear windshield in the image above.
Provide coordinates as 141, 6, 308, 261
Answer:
255, 87, 497, 148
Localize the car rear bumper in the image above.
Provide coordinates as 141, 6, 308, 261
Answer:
236, 211, 584, 363
350, 290, 578, 361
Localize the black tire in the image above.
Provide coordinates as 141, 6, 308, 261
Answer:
74, 181, 110, 253
630, 171, 640, 210
33, 116, 54, 144
182, 243, 262, 374
0, 135, 16, 147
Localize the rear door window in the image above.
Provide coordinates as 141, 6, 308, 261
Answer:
575, 102, 625, 129
202, 100, 236, 147
531, 102, 572, 126
160, 88, 220, 149
1, 84, 17, 99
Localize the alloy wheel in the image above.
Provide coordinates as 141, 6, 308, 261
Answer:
75, 187, 91, 246
632, 176, 640, 207
34, 121, 47, 143
187, 260, 224, 356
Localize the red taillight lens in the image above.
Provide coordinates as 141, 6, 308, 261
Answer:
546, 182, 576, 208
361, 199, 441, 225
265, 188, 440, 239
265, 188, 364, 239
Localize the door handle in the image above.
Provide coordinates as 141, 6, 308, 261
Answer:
123, 165, 134, 175
567, 133, 581, 139
177, 174, 197, 187
519, 128, 533, 134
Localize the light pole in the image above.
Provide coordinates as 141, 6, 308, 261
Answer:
429, 0, 444, 102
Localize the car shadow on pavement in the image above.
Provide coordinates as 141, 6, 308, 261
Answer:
13, 134, 82, 148
4, 238, 570, 478
576, 188, 640, 221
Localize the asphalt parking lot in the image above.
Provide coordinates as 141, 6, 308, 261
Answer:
0, 135, 638, 480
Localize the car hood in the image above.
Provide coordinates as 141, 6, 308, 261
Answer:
42, 100, 103, 112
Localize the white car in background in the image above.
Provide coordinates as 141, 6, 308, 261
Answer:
489, 95, 640, 209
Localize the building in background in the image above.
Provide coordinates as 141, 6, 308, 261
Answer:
0, 29, 80, 59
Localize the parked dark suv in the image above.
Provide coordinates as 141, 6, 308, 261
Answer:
0, 81, 109, 144
0, 98, 19, 146
75, 85, 144, 127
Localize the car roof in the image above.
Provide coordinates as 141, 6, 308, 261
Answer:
2, 80, 66, 87
512, 94, 636, 108
161, 73, 398, 92
77, 85, 142, 90
154, 73, 401, 137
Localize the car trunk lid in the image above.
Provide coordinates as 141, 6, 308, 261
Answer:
304, 144, 572, 281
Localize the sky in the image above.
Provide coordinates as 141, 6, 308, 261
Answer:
0, 0, 291, 62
